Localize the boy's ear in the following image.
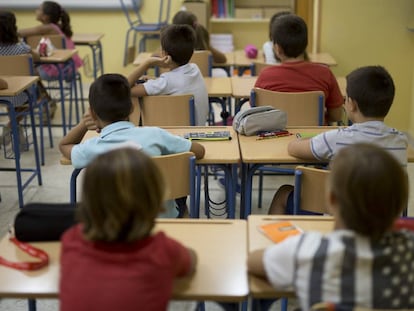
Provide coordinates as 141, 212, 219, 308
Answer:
348, 98, 359, 113
89, 108, 98, 120
274, 44, 283, 58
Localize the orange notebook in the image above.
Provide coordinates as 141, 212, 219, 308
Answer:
259, 221, 303, 243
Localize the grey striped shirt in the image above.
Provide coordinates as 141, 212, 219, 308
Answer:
310, 121, 408, 167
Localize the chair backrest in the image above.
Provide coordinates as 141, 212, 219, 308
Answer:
70, 152, 196, 214
25, 34, 66, 49
251, 61, 275, 76
119, 0, 170, 29
250, 87, 325, 126
0, 54, 34, 76
190, 50, 212, 77
137, 94, 195, 126
152, 152, 195, 203
293, 166, 330, 214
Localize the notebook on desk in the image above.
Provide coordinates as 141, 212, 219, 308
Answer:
259, 221, 302, 243
183, 131, 232, 141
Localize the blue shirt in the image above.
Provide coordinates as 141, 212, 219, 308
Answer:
71, 121, 192, 169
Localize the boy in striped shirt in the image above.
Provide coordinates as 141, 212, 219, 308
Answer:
249, 143, 414, 310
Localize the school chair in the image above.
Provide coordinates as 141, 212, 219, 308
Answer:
25, 34, 85, 131
293, 166, 330, 215
250, 88, 325, 209
69, 152, 197, 216
120, 0, 171, 65
152, 152, 197, 217
250, 88, 325, 126
0, 54, 53, 166
135, 94, 195, 126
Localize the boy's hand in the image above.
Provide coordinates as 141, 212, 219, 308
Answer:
147, 55, 172, 68
82, 111, 101, 133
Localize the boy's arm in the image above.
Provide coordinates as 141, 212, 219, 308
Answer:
59, 120, 88, 160
190, 142, 205, 159
287, 138, 317, 160
247, 249, 268, 279
128, 55, 172, 98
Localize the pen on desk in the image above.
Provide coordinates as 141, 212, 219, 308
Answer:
256, 133, 293, 140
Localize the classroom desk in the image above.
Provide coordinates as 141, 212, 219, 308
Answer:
248, 215, 334, 298
0, 76, 42, 208
0, 219, 248, 302
72, 33, 104, 80
37, 49, 79, 136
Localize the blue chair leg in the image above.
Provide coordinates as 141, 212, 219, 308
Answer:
28, 298, 36, 311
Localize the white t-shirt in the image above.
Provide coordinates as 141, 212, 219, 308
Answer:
144, 63, 209, 126
262, 41, 278, 64
263, 229, 414, 310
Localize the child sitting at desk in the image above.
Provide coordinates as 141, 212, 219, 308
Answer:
255, 14, 343, 124
60, 147, 197, 311
248, 143, 414, 310
269, 65, 408, 215
127, 24, 209, 126
18, 1, 83, 81
59, 73, 205, 217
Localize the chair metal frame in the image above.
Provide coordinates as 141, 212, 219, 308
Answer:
120, 0, 171, 65
0, 54, 53, 166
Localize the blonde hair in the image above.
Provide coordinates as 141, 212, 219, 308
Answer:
79, 148, 165, 242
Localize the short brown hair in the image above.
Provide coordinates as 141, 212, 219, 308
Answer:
160, 24, 195, 66
79, 148, 165, 242
329, 143, 408, 241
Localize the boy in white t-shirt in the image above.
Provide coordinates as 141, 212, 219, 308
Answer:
127, 24, 209, 126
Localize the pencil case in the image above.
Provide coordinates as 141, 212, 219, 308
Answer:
233, 106, 287, 136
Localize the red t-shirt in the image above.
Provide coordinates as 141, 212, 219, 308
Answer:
60, 224, 192, 311
254, 61, 344, 111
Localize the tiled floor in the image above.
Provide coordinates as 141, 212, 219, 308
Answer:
1, 104, 414, 311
